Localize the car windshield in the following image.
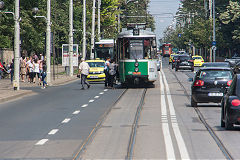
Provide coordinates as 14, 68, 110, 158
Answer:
179, 56, 191, 61
199, 70, 233, 80
202, 63, 230, 68
193, 57, 202, 60
87, 62, 105, 67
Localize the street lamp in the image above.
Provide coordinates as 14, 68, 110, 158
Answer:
32, 0, 51, 84
0, 0, 20, 90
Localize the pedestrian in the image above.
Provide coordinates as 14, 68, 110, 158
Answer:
104, 57, 110, 88
41, 60, 47, 89
0, 60, 4, 79
9, 59, 14, 83
78, 58, 90, 90
108, 59, 118, 89
27, 58, 34, 83
20, 56, 27, 82
33, 58, 41, 85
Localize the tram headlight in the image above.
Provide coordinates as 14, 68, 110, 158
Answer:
135, 67, 139, 72
135, 62, 139, 67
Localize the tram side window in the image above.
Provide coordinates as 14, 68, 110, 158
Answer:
144, 39, 151, 59
124, 40, 130, 59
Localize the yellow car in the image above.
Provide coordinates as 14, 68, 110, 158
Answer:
169, 53, 176, 64
86, 59, 106, 81
192, 55, 204, 67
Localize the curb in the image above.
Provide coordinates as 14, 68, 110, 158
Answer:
0, 90, 34, 104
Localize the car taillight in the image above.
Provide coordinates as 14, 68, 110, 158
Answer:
201, 61, 204, 62
193, 80, 204, 86
188, 60, 193, 62
227, 80, 232, 86
231, 99, 240, 106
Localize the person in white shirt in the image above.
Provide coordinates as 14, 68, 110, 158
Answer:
78, 58, 90, 90
104, 57, 110, 88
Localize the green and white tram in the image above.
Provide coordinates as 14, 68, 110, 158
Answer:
116, 28, 158, 85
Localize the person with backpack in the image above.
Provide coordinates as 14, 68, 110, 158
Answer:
104, 57, 110, 88
108, 59, 118, 89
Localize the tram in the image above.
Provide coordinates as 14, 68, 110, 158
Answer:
161, 43, 172, 57
116, 28, 158, 85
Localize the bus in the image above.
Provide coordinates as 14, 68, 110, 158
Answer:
161, 43, 172, 57
95, 39, 114, 60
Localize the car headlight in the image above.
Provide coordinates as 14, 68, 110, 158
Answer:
135, 67, 139, 72
135, 62, 139, 67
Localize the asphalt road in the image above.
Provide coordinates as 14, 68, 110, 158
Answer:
1, 58, 240, 159
0, 81, 125, 159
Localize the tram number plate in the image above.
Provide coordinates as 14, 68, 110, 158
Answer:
208, 93, 223, 96
133, 72, 141, 75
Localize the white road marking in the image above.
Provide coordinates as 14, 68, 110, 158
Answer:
160, 72, 176, 159
81, 104, 88, 108
35, 139, 48, 145
99, 92, 104, 95
62, 118, 71, 123
104, 89, 108, 91
89, 99, 94, 103
73, 110, 81, 115
161, 69, 190, 159
48, 129, 59, 135
94, 96, 100, 99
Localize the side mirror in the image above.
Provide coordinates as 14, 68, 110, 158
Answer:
188, 78, 193, 82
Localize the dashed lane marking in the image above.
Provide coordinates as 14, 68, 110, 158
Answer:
81, 104, 88, 108
62, 118, 71, 124
104, 89, 108, 91
35, 139, 48, 145
99, 92, 104, 95
89, 100, 95, 103
94, 96, 100, 99
48, 129, 59, 135
73, 110, 81, 115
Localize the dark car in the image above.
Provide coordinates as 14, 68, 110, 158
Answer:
175, 55, 194, 72
172, 55, 180, 69
233, 61, 240, 74
190, 67, 234, 107
221, 74, 240, 130
201, 62, 231, 68
225, 57, 240, 68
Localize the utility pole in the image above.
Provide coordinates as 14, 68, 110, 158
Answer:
69, 0, 73, 76
91, 0, 96, 59
97, 0, 101, 40
82, 0, 86, 60
212, 0, 216, 62
209, 0, 212, 62
46, 0, 51, 84
13, 0, 20, 90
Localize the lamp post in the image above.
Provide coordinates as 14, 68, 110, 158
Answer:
0, 0, 20, 90
69, 0, 73, 76
82, 0, 86, 60
212, 0, 216, 62
97, 0, 101, 40
32, 0, 51, 84
90, 0, 96, 60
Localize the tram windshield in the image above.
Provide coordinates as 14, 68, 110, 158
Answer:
130, 40, 144, 59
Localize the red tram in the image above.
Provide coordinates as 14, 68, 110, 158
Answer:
161, 43, 172, 57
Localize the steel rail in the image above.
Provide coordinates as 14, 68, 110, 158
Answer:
169, 67, 233, 160
73, 88, 128, 160
126, 88, 147, 160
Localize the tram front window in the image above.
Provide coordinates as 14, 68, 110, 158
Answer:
129, 40, 143, 59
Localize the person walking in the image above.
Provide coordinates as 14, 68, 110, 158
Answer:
108, 59, 117, 89
33, 59, 41, 84
9, 59, 14, 83
104, 57, 110, 88
78, 58, 90, 90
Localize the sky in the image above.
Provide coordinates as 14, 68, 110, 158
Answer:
149, 0, 180, 44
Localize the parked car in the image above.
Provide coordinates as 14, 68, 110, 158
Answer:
175, 55, 194, 72
225, 57, 240, 68
190, 67, 234, 107
192, 55, 204, 67
172, 55, 180, 69
221, 74, 240, 130
202, 62, 231, 68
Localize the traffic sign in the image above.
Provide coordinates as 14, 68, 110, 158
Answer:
178, 34, 182, 37
212, 41, 216, 46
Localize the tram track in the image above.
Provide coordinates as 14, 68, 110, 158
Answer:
168, 67, 233, 160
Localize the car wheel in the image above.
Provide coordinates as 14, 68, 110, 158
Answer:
221, 108, 225, 127
225, 112, 234, 130
191, 97, 197, 107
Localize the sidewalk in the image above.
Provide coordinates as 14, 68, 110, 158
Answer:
0, 65, 78, 104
